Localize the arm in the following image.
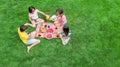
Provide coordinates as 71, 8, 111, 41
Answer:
24, 23, 35, 28
37, 9, 48, 16
61, 15, 67, 24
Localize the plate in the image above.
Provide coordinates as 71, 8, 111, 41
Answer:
47, 28, 54, 33
45, 33, 53, 39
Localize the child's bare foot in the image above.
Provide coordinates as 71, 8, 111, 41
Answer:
27, 46, 31, 53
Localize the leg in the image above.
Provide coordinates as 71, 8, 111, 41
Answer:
36, 24, 41, 37
31, 21, 36, 27
36, 18, 44, 24
27, 39, 40, 53
29, 31, 37, 39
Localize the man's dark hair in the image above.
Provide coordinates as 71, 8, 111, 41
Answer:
20, 25, 28, 32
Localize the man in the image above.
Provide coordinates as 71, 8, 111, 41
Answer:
18, 24, 40, 53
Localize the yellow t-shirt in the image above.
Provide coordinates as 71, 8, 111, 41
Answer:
18, 28, 29, 44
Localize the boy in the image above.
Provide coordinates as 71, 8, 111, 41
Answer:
18, 25, 40, 53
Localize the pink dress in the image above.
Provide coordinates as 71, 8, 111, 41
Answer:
29, 9, 39, 20
58, 15, 67, 25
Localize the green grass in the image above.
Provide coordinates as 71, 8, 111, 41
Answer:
0, 0, 120, 67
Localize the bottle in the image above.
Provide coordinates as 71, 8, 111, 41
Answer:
48, 25, 50, 28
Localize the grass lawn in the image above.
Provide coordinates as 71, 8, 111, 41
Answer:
0, 0, 120, 67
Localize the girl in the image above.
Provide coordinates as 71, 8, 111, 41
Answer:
28, 6, 48, 27
60, 25, 71, 45
54, 8, 67, 26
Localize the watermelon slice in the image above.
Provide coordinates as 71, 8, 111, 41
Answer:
47, 28, 54, 33
46, 33, 53, 39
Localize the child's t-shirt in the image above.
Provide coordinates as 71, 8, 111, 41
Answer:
60, 31, 71, 38
18, 28, 29, 44
58, 15, 67, 25
60, 31, 71, 45
29, 9, 39, 20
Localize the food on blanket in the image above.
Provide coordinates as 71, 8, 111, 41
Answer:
55, 27, 58, 29
48, 25, 50, 28
47, 28, 54, 33
56, 34, 60, 38
46, 15, 50, 20
36, 34, 41, 37
41, 27, 47, 33
44, 24, 47, 28
50, 15, 58, 21
46, 33, 53, 39
38, 34, 41, 37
